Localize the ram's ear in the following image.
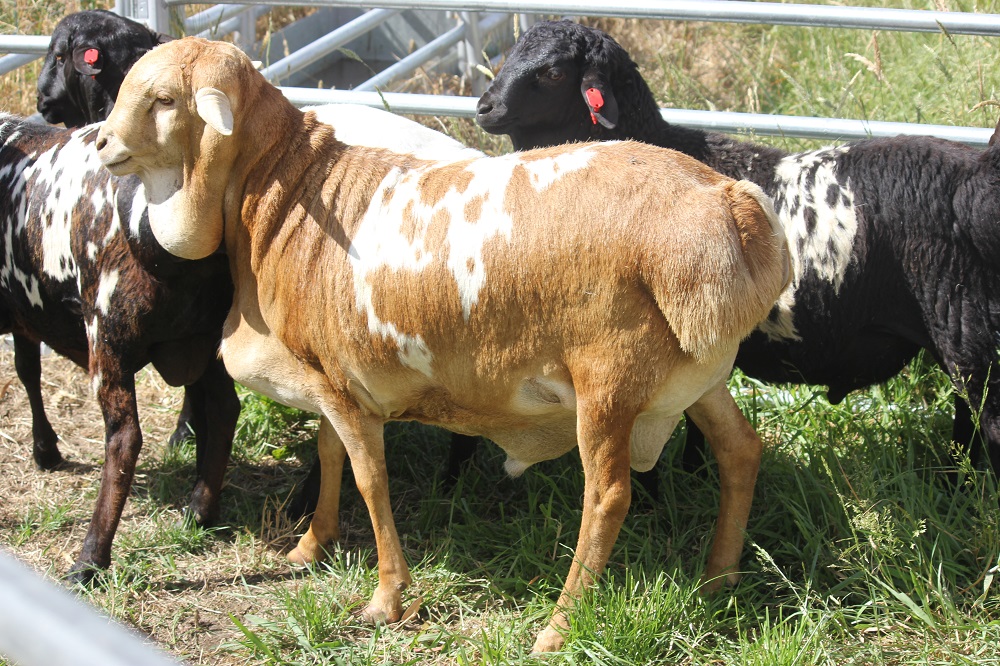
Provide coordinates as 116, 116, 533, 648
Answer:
195, 87, 234, 136
72, 46, 103, 76
580, 68, 618, 129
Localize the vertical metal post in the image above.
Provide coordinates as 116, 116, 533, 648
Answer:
120, 0, 176, 37
235, 9, 257, 52
461, 11, 486, 96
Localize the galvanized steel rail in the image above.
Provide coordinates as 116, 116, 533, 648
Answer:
2, 1, 999, 143
166, 0, 1000, 36
0, 550, 181, 666
279, 88, 996, 147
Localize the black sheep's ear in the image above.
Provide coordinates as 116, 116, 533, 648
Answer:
153, 30, 175, 45
71, 45, 102, 76
580, 68, 618, 129
989, 116, 1000, 147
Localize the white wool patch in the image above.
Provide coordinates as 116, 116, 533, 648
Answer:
349, 146, 598, 363
520, 148, 600, 192
760, 145, 858, 341
2, 219, 43, 308
28, 129, 104, 282
96, 269, 119, 315
307, 104, 483, 161
85, 315, 99, 355
128, 183, 148, 238
348, 147, 597, 374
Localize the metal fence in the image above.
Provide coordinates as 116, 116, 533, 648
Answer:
1, 1, 999, 143
0, 550, 181, 666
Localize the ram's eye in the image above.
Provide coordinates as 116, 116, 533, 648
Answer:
156, 95, 174, 106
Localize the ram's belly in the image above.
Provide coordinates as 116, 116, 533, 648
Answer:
490, 350, 737, 476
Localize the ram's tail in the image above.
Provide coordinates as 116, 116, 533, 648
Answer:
650, 179, 789, 362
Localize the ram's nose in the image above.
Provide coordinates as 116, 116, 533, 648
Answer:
94, 126, 128, 173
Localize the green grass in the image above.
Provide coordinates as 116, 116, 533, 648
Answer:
209, 365, 999, 664
3, 1, 1000, 664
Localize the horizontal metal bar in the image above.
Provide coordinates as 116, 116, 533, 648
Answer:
195, 11, 251, 40
185, 3, 254, 34
355, 12, 506, 91
281, 86, 479, 114
0, 52, 41, 76
0, 550, 180, 666
659, 108, 994, 146
277, 87, 994, 146
168, 0, 1000, 36
261, 8, 402, 83
0, 35, 51, 56
194, 7, 270, 40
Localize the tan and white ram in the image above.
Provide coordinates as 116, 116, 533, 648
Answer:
95, 37, 788, 653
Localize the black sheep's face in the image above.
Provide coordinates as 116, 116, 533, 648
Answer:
36, 10, 170, 128
36, 35, 90, 127
476, 37, 596, 150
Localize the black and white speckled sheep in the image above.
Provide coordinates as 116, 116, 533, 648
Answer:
0, 116, 238, 581
477, 19, 1000, 475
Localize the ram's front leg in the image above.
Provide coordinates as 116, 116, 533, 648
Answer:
67, 365, 141, 584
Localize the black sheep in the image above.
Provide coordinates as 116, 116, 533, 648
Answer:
36, 10, 172, 128
477, 20, 1000, 475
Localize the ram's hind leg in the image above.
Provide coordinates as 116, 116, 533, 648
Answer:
685, 380, 761, 591
289, 417, 346, 565
532, 397, 634, 653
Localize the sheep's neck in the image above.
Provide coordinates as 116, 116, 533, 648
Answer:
226, 108, 341, 271
139, 162, 225, 260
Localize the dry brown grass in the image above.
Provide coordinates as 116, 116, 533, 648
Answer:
0, 344, 320, 664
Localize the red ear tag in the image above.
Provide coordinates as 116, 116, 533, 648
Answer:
585, 87, 604, 125
84, 48, 100, 65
